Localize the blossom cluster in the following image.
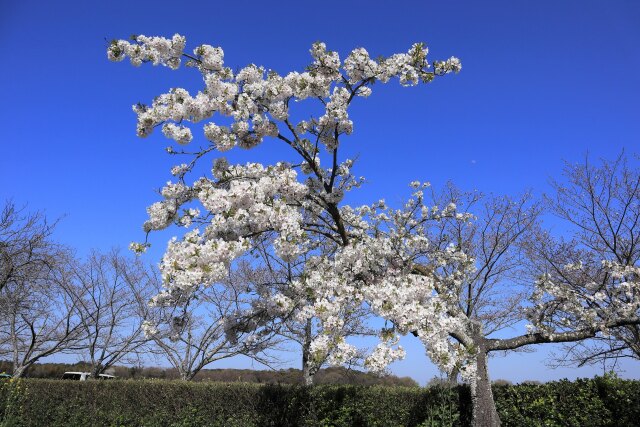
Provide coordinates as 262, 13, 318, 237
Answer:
287, 188, 480, 378
110, 36, 472, 378
108, 34, 186, 69
147, 161, 310, 304
108, 35, 461, 155
528, 261, 640, 336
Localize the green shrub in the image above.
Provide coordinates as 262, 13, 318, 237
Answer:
494, 379, 611, 427
0, 378, 28, 427
594, 372, 640, 427
1, 376, 638, 426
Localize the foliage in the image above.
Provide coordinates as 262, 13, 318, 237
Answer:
1, 377, 639, 426
494, 379, 610, 426
0, 379, 27, 427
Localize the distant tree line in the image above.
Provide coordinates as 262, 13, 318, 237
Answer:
0, 360, 416, 386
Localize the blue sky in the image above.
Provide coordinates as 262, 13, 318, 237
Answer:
1, 0, 639, 384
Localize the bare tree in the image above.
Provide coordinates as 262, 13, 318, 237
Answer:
0, 201, 62, 293
68, 249, 156, 377
532, 152, 640, 369
143, 263, 282, 381
0, 231, 84, 377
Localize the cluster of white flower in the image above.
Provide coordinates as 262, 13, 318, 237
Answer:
144, 204, 174, 234
383, 43, 429, 85
108, 35, 461, 157
141, 320, 160, 337
327, 339, 358, 366
307, 333, 358, 367
365, 341, 406, 373
129, 241, 150, 254
107, 34, 186, 69
111, 35, 470, 378
269, 293, 294, 314
150, 162, 313, 302
162, 123, 193, 145
528, 261, 640, 335
158, 229, 250, 299
317, 88, 353, 150
141, 181, 192, 233
193, 44, 226, 72
308, 334, 331, 363
309, 42, 342, 80
343, 48, 379, 84
295, 189, 480, 378
132, 88, 216, 138
434, 57, 463, 76
197, 162, 308, 259
170, 163, 189, 177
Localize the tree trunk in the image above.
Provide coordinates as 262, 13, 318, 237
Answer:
91, 363, 104, 379
302, 318, 316, 386
448, 366, 459, 385
179, 369, 196, 381
12, 364, 27, 379
302, 361, 314, 386
470, 348, 500, 427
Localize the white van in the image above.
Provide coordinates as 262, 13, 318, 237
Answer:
61, 372, 91, 380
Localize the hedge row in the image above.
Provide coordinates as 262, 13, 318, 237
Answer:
1, 375, 638, 426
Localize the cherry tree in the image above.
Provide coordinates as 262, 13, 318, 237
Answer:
107, 32, 461, 379
410, 184, 542, 385
377, 177, 639, 426
398, 173, 640, 426
106, 34, 536, 426
0, 201, 63, 293
0, 202, 86, 378
108, 34, 640, 427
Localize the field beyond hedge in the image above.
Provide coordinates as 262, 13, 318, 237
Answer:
1, 375, 639, 426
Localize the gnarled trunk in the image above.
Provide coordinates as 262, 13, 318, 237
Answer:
470, 348, 500, 427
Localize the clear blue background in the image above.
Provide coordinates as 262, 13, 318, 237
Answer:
1, 0, 639, 384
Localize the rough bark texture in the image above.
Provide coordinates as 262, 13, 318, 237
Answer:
302, 319, 316, 386
302, 362, 314, 386
471, 348, 501, 427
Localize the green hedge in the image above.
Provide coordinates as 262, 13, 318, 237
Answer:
1, 375, 638, 426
